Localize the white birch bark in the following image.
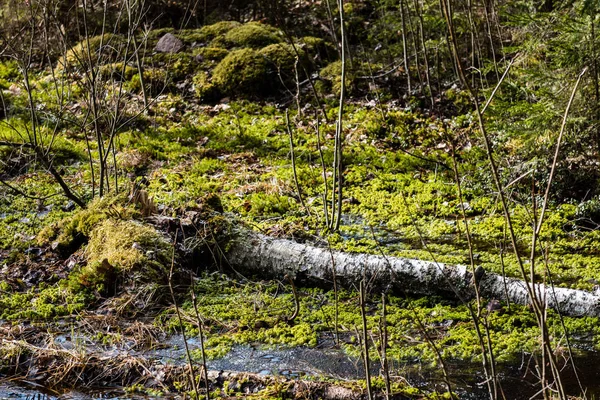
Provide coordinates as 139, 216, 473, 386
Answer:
225, 230, 600, 317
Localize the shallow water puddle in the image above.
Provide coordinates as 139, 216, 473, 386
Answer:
5, 334, 600, 399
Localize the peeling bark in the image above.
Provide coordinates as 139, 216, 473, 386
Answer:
225, 230, 600, 318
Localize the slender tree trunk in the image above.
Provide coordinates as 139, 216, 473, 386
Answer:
331, 0, 346, 231
414, 0, 434, 107
400, 0, 412, 92
591, 14, 600, 161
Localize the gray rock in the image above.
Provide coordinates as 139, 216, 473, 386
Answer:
155, 33, 183, 53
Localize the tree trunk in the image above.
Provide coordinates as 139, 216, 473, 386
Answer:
225, 229, 600, 318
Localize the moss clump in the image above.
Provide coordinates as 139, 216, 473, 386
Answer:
0, 282, 90, 320
258, 43, 305, 71
218, 22, 282, 48
319, 60, 392, 97
60, 33, 125, 70
198, 193, 224, 213
145, 53, 199, 81
37, 195, 131, 255
210, 48, 268, 97
86, 218, 169, 272
243, 193, 294, 217
319, 60, 358, 96
195, 44, 309, 100
98, 62, 138, 81
0, 60, 19, 89
177, 21, 241, 45
128, 68, 172, 96
298, 36, 336, 62
75, 218, 170, 293
145, 27, 175, 43
193, 72, 221, 101
192, 47, 229, 68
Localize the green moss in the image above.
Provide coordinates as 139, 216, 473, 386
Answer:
128, 68, 172, 96
216, 22, 282, 49
297, 36, 336, 62
98, 62, 138, 81
258, 42, 305, 71
0, 60, 19, 88
192, 47, 229, 69
444, 87, 472, 112
145, 53, 199, 81
59, 33, 125, 70
86, 219, 162, 271
319, 60, 354, 96
243, 193, 295, 217
67, 218, 169, 294
177, 21, 241, 45
157, 274, 600, 374
37, 195, 132, 254
319, 60, 388, 97
210, 48, 268, 97
146, 27, 175, 42
0, 281, 90, 320
193, 72, 221, 101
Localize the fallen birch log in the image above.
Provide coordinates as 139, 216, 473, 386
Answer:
225, 229, 600, 318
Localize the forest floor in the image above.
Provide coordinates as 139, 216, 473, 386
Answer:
2, 97, 600, 399
2, 20, 600, 398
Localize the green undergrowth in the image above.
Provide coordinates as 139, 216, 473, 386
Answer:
156, 274, 600, 368
0, 19, 599, 369
0, 280, 90, 320
0, 193, 174, 319
0, 174, 75, 253
128, 101, 600, 291
37, 195, 172, 294
50, 21, 335, 101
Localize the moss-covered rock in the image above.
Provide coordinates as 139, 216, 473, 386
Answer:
258, 43, 304, 71
70, 218, 170, 294
318, 60, 378, 97
176, 21, 241, 45
98, 62, 138, 81
87, 218, 169, 272
193, 71, 221, 101
143, 53, 200, 81
297, 36, 337, 63
37, 196, 132, 255
192, 47, 229, 68
146, 27, 175, 42
128, 68, 172, 96
210, 48, 268, 97
216, 22, 282, 48
59, 34, 126, 71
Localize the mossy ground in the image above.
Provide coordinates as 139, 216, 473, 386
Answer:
0, 18, 599, 397
156, 274, 600, 367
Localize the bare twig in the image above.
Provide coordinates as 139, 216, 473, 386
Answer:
285, 109, 311, 217
190, 272, 210, 400
167, 231, 199, 399
359, 280, 373, 400
284, 274, 300, 323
